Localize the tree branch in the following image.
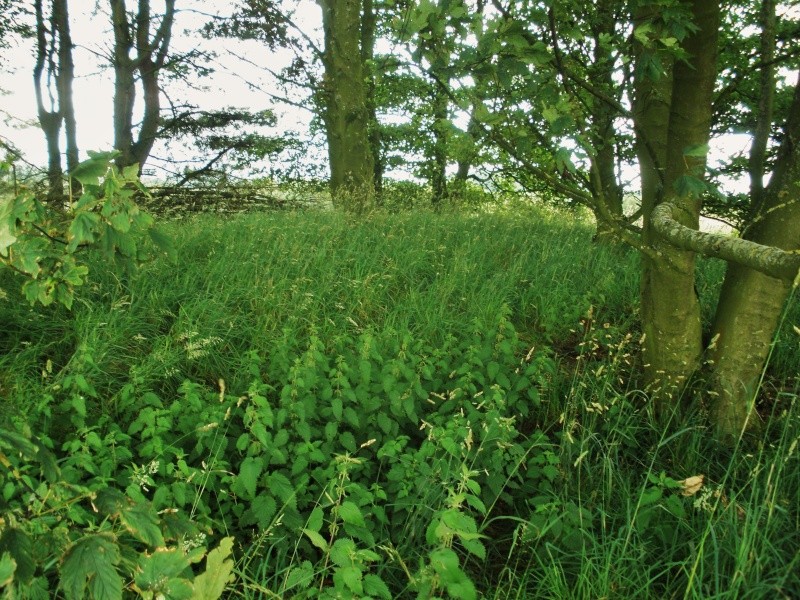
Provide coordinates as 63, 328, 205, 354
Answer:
651, 202, 800, 282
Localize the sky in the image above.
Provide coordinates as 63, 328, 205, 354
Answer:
0, 0, 326, 180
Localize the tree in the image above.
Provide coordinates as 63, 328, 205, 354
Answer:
317, 0, 377, 211
32, 0, 79, 202
416, 0, 799, 440
110, 0, 175, 174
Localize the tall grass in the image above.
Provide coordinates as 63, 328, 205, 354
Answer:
1, 206, 797, 598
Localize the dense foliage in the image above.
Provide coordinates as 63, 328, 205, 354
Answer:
1, 201, 798, 597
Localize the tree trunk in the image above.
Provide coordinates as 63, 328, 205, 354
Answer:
53, 0, 78, 190
111, 0, 137, 169
430, 82, 449, 206
588, 0, 623, 242
361, 0, 382, 197
33, 0, 64, 204
318, 0, 376, 213
709, 73, 800, 440
110, 0, 175, 174
637, 0, 720, 408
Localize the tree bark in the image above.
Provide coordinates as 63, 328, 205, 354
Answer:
53, 0, 79, 190
318, 0, 376, 213
637, 0, 720, 408
588, 0, 623, 242
708, 73, 800, 440
361, 0, 383, 196
111, 0, 175, 174
33, 0, 64, 203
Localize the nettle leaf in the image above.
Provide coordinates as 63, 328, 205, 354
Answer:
234, 456, 263, 499
193, 537, 235, 600
303, 528, 329, 552
329, 538, 356, 567
59, 533, 123, 600
336, 565, 363, 595
363, 574, 392, 599
284, 560, 314, 592
338, 501, 366, 528
307, 506, 324, 532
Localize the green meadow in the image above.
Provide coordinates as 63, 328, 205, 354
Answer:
1, 206, 798, 598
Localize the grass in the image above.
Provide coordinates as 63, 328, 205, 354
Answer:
1, 205, 798, 598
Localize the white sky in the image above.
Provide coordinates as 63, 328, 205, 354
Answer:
0, 0, 326, 179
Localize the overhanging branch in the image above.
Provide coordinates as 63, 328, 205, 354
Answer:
652, 202, 800, 282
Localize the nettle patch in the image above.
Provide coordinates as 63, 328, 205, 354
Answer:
0, 307, 576, 598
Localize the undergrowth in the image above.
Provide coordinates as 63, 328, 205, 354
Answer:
0, 208, 798, 598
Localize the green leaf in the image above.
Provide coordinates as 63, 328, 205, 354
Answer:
70, 153, 114, 186
302, 529, 329, 552
683, 143, 709, 158
149, 227, 177, 264
193, 537, 235, 600
673, 175, 707, 199
0, 552, 15, 587
363, 573, 392, 599
329, 538, 356, 567
0, 528, 33, 583
284, 561, 314, 591
640, 486, 663, 506
234, 456, 263, 499
338, 501, 366, 528
337, 565, 363, 594
59, 534, 123, 600
68, 211, 101, 251
120, 502, 165, 548
135, 549, 191, 597
307, 506, 324, 532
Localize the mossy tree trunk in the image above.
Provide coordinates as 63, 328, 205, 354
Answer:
318, 0, 376, 213
708, 72, 800, 440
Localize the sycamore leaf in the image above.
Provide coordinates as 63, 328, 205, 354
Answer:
70, 152, 115, 186
673, 175, 707, 199
148, 227, 177, 264
59, 534, 123, 600
68, 211, 101, 251
193, 537, 235, 600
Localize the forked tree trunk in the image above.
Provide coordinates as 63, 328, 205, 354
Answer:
318, 0, 376, 213
635, 0, 720, 409
709, 74, 800, 440
110, 0, 175, 174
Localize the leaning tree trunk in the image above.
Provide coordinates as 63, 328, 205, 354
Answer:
708, 73, 800, 440
318, 0, 376, 213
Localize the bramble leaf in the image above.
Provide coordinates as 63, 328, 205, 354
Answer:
59, 534, 122, 600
